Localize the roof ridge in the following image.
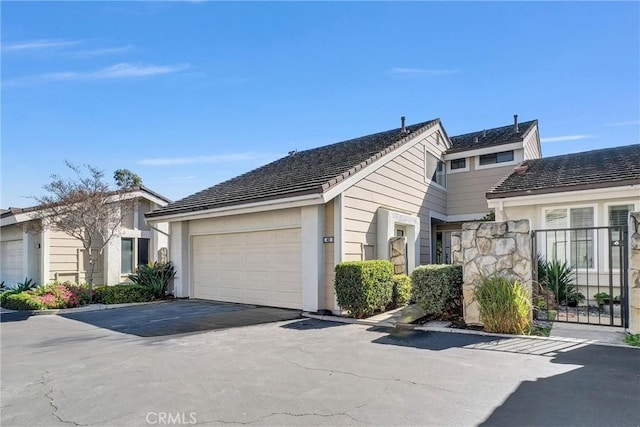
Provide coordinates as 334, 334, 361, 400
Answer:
451, 119, 537, 139
320, 119, 440, 192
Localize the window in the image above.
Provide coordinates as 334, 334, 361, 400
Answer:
435, 161, 446, 187
121, 237, 151, 275
121, 238, 134, 274
543, 207, 594, 268
138, 238, 150, 266
609, 205, 633, 269
479, 150, 514, 166
450, 158, 466, 170
425, 152, 447, 188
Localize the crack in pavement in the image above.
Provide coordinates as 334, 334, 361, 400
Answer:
209, 401, 368, 425
287, 360, 456, 393
45, 384, 88, 427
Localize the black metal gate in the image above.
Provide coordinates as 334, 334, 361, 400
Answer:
532, 226, 628, 328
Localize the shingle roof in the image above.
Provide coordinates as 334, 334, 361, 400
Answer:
448, 120, 537, 154
147, 119, 440, 218
1, 186, 171, 219
487, 144, 640, 198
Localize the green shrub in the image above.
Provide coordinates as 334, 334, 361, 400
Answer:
93, 284, 153, 305
0, 291, 12, 307
334, 260, 393, 318
475, 275, 532, 335
1, 277, 40, 307
411, 264, 462, 319
390, 274, 412, 308
625, 333, 640, 347
2, 292, 44, 310
128, 261, 176, 299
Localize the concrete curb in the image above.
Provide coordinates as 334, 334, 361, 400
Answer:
0, 300, 169, 316
301, 312, 638, 349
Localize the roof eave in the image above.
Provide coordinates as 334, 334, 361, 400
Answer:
486, 178, 640, 200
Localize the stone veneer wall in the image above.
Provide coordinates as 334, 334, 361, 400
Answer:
451, 220, 532, 326
628, 212, 640, 334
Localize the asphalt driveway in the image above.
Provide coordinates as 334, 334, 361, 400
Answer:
2, 310, 639, 427
1, 299, 301, 337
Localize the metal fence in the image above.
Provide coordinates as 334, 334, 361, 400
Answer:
532, 226, 628, 328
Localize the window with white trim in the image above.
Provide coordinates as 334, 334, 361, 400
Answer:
121, 237, 150, 274
609, 205, 633, 269
479, 150, 514, 166
450, 158, 466, 170
425, 152, 446, 188
543, 207, 594, 269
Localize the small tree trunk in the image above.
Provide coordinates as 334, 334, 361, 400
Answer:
87, 249, 95, 300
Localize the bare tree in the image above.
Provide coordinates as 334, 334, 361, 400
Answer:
27, 162, 137, 293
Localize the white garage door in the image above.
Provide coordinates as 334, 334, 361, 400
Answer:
1, 240, 23, 286
192, 228, 302, 309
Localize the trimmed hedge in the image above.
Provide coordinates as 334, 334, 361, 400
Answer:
412, 264, 463, 319
93, 284, 154, 305
2, 292, 44, 310
390, 274, 413, 308
335, 260, 393, 318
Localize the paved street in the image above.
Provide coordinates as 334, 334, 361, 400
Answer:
2, 304, 639, 426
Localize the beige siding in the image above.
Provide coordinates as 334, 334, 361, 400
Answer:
343, 128, 447, 265
49, 230, 103, 284
447, 157, 520, 217
323, 200, 335, 311
137, 200, 151, 231
122, 210, 134, 230
523, 127, 542, 160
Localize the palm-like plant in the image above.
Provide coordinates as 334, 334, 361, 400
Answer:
545, 260, 584, 305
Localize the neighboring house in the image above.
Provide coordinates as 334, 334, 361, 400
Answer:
0, 186, 171, 287
487, 144, 640, 302
146, 115, 541, 313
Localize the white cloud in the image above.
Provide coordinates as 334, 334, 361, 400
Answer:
3, 39, 80, 52
4, 63, 190, 86
138, 152, 281, 166
390, 67, 459, 76
71, 45, 134, 58
540, 134, 594, 143
604, 120, 640, 127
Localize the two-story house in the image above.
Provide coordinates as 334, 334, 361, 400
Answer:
146, 116, 541, 313
0, 186, 171, 287
433, 115, 541, 264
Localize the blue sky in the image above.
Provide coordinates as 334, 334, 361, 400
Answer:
2, 1, 639, 208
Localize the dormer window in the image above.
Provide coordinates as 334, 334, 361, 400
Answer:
479, 150, 514, 166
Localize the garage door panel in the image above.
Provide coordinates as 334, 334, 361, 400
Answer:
192, 228, 302, 309
1, 240, 24, 285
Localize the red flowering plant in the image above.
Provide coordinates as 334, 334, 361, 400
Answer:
33, 281, 93, 309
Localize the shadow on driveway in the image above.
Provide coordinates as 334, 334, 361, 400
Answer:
280, 318, 348, 331
60, 300, 301, 338
371, 326, 640, 427
480, 344, 640, 427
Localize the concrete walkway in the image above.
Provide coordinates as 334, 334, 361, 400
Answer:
304, 304, 636, 348
550, 322, 628, 346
